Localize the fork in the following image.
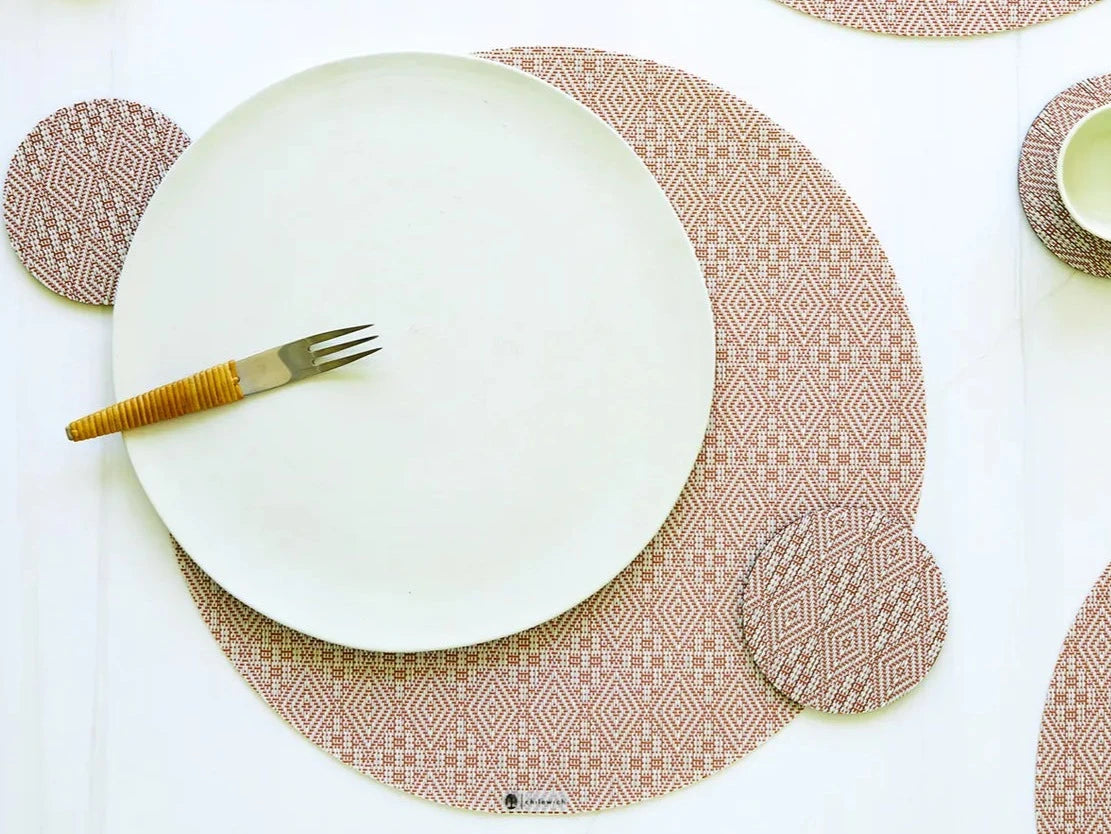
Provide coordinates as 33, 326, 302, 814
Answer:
66, 325, 379, 442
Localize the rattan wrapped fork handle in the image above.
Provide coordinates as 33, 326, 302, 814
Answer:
66, 361, 244, 442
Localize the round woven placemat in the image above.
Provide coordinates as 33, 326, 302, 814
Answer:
1020, 74, 1111, 280
178, 47, 928, 813
3, 99, 189, 305
773, 0, 1098, 38
1036, 562, 1111, 833
741, 507, 948, 714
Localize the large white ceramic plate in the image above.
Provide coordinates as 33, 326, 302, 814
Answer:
114, 53, 714, 651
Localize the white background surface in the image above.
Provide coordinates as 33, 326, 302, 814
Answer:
3, 1, 1111, 832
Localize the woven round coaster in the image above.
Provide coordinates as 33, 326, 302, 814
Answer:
1036, 562, 1111, 833
1020, 75, 1111, 280
3, 99, 189, 305
178, 47, 928, 813
773, 0, 1097, 37
742, 507, 948, 714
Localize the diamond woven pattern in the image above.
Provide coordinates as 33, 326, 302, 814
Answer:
178, 48, 927, 813
1019, 74, 1111, 280
742, 507, 947, 714
773, 0, 1097, 38
3, 99, 189, 304
1036, 562, 1111, 834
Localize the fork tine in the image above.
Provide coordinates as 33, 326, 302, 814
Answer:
312, 335, 378, 359
306, 324, 372, 346
316, 347, 381, 374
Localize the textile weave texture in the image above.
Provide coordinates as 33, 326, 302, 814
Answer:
178, 47, 928, 813
3, 99, 189, 304
1019, 74, 1111, 280
742, 507, 948, 713
1036, 562, 1111, 834
773, 0, 1098, 38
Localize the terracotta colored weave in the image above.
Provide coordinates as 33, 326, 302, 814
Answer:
66, 361, 242, 441
1036, 562, 1111, 833
3, 99, 189, 304
1020, 74, 1111, 280
773, 0, 1098, 38
742, 507, 948, 714
176, 47, 928, 813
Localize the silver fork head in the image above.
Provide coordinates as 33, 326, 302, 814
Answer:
285, 324, 380, 376
237, 324, 380, 396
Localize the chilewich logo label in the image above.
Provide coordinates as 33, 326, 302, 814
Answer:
502, 790, 570, 812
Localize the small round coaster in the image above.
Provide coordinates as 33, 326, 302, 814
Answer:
741, 507, 948, 714
1020, 74, 1111, 280
3, 99, 190, 305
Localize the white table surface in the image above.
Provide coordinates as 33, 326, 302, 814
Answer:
3, 1, 1111, 832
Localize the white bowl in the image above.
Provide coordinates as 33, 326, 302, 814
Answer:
1057, 102, 1111, 241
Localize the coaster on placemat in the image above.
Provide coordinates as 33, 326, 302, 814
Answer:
1036, 562, 1111, 834
177, 47, 928, 813
742, 507, 948, 714
773, 0, 1097, 38
1020, 75, 1111, 280
3, 99, 189, 304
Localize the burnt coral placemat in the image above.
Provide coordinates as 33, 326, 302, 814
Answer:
178, 47, 927, 813
773, 0, 1098, 37
1036, 562, 1111, 833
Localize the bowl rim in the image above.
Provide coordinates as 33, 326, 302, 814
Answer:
1056, 101, 1111, 242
